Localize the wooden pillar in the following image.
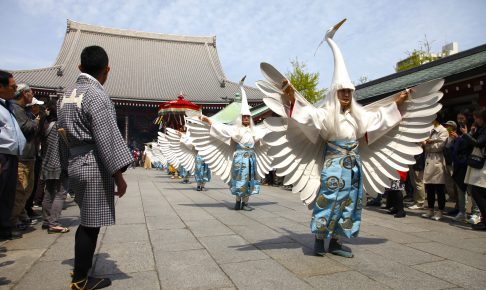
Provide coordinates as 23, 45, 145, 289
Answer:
124, 115, 129, 144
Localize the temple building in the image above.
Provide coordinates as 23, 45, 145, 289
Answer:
11, 20, 264, 146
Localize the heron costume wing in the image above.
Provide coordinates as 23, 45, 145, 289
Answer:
258, 19, 443, 205
166, 128, 197, 174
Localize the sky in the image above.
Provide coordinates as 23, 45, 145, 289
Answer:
1, 0, 485, 89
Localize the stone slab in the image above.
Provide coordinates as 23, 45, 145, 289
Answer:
149, 228, 203, 252
94, 241, 155, 275
260, 242, 349, 277
221, 259, 313, 290
305, 270, 392, 290
330, 248, 454, 290
154, 249, 233, 289
407, 242, 486, 270
11, 260, 73, 290
185, 219, 234, 237
0, 249, 44, 288
413, 260, 486, 290
146, 215, 186, 230
103, 224, 149, 243
199, 235, 268, 264
106, 270, 160, 290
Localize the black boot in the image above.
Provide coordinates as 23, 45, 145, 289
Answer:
314, 238, 325, 256
393, 190, 406, 218
196, 185, 201, 191
234, 201, 241, 210
328, 238, 353, 258
241, 202, 254, 211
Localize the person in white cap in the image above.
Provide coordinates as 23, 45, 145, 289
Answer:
257, 19, 443, 258
188, 77, 273, 211
9, 83, 40, 232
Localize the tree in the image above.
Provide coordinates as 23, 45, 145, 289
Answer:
395, 35, 440, 72
286, 58, 327, 104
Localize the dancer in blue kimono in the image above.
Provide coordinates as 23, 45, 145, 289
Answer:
257, 19, 442, 258
194, 154, 211, 191
189, 77, 273, 211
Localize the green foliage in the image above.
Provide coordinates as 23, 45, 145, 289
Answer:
286, 58, 327, 104
395, 49, 439, 72
395, 35, 441, 72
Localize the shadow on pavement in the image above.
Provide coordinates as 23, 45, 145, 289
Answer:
230, 228, 387, 256
61, 253, 131, 282
178, 201, 278, 209
93, 253, 131, 281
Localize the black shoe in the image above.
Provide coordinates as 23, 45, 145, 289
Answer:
234, 201, 241, 210
196, 186, 201, 191
366, 198, 381, 207
16, 223, 27, 231
11, 230, 23, 239
70, 277, 112, 290
472, 222, 486, 231
241, 202, 254, 211
447, 208, 459, 216
387, 208, 398, 215
394, 211, 407, 218
328, 238, 353, 258
314, 238, 325, 256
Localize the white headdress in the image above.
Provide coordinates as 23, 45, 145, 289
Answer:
234, 76, 256, 140
317, 19, 366, 138
239, 76, 251, 116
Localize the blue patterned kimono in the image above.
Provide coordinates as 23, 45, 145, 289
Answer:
194, 154, 211, 184
229, 144, 260, 197
289, 94, 403, 240
178, 165, 189, 178
311, 140, 363, 238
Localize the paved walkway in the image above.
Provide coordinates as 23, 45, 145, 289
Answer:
1, 168, 486, 289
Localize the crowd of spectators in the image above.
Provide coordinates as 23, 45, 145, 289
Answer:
367, 107, 486, 231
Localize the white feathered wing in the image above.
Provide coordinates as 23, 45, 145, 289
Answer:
165, 128, 197, 174
258, 66, 444, 205
185, 117, 274, 184
359, 79, 444, 196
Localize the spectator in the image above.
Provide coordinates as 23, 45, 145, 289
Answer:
421, 119, 448, 221
40, 101, 69, 233
57, 46, 133, 289
24, 97, 45, 218
408, 151, 426, 210
385, 171, 408, 218
447, 113, 474, 222
0, 70, 26, 240
10, 84, 40, 231
463, 107, 486, 230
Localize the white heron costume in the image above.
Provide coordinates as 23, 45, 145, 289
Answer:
186, 77, 273, 210
256, 19, 443, 256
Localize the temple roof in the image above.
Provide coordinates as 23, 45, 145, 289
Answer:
355, 44, 486, 101
11, 20, 263, 103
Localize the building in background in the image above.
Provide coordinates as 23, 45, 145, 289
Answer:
10, 20, 264, 147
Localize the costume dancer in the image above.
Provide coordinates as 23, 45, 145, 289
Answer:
187, 77, 273, 210
257, 19, 443, 257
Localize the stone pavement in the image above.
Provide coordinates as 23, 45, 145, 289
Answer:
1, 167, 486, 289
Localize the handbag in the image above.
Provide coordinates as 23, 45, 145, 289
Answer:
467, 147, 485, 169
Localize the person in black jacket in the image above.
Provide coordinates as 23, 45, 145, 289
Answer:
447, 112, 474, 221
462, 107, 486, 230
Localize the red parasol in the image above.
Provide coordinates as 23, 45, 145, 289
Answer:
155, 94, 201, 128
158, 94, 200, 115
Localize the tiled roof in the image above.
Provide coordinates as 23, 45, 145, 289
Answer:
10, 20, 264, 103
355, 44, 486, 100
